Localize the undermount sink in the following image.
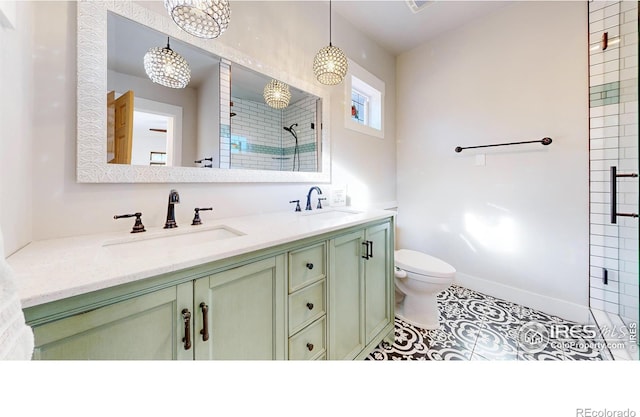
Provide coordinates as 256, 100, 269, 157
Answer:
103, 224, 245, 250
300, 208, 363, 219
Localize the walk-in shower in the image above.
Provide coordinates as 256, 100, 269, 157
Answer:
588, 0, 638, 359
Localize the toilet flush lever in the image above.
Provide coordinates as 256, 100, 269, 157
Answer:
394, 268, 408, 279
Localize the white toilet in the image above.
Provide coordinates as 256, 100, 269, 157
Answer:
394, 249, 456, 330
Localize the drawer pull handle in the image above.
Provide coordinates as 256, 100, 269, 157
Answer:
306, 262, 314, 270
306, 302, 314, 310
199, 302, 209, 342
306, 343, 314, 352
181, 308, 192, 350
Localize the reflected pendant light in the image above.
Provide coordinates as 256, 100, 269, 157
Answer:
263, 79, 292, 109
313, 0, 348, 85
164, 0, 230, 39
144, 37, 191, 89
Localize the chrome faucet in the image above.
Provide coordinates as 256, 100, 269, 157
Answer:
305, 186, 323, 211
164, 189, 180, 228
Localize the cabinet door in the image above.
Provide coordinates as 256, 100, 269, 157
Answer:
193, 256, 286, 360
328, 230, 365, 360
364, 222, 393, 345
32, 286, 185, 360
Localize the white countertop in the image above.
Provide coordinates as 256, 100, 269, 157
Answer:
7, 208, 394, 309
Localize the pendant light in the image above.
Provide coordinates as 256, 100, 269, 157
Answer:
313, 0, 348, 85
144, 37, 191, 89
263, 79, 292, 109
164, 0, 230, 39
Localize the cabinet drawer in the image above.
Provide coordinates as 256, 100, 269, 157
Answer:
289, 279, 325, 335
288, 317, 326, 360
289, 243, 326, 292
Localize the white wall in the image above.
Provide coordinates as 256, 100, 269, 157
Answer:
0, 1, 396, 255
196, 65, 220, 166
396, 1, 589, 318
0, 2, 33, 255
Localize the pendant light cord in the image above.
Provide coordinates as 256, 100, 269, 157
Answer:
329, 0, 332, 47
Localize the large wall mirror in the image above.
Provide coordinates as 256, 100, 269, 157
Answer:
78, 1, 330, 183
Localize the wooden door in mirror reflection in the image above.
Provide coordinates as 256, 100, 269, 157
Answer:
107, 90, 134, 164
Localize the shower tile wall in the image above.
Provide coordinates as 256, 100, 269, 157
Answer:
230, 96, 318, 172
219, 60, 231, 169
588, 1, 638, 323
230, 97, 283, 171
283, 96, 319, 172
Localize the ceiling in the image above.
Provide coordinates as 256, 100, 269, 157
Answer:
134, 1, 511, 57
332, 0, 511, 55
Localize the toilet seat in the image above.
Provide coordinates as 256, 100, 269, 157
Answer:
395, 249, 455, 279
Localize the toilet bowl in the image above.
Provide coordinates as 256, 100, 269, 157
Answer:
394, 249, 456, 330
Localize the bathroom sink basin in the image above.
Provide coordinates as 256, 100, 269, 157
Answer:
300, 208, 363, 220
103, 225, 245, 250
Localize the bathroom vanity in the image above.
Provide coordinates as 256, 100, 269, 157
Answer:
10, 209, 395, 360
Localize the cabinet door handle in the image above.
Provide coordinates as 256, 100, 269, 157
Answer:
199, 302, 209, 342
306, 302, 314, 310
181, 308, 192, 350
306, 343, 314, 352
361, 241, 370, 259
306, 262, 314, 270
368, 240, 374, 258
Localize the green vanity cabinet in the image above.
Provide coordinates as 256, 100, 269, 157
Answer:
193, 256, 286, 360
287, 242, 327, 360
29, 255, 285, 360
328, 230, 366, 359
328, 222, 394, 360
25, 216, 394, 360
31, 286, 185, 360
363, 222, 393, 346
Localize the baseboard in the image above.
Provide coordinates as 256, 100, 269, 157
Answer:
454, 272, 591, 323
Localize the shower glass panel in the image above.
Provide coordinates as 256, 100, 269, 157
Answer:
615, 1, 639, 334
588, 1, 638, 357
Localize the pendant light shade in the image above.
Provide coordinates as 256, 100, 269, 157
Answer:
313, 0, 348, 85
164, 0, 230, 39
144, 38, 191, 89
263, 79, 292, 109
313, 44, 348, 86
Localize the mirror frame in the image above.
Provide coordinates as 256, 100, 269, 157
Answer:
77, 1, 331, 183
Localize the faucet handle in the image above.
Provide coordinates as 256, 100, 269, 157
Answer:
289, 200, 301, 212
114, 212, 146, 233
192, 207, 213, 226
317, 197, 327, 209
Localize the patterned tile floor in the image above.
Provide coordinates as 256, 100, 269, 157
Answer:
367, 285, 606, 361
